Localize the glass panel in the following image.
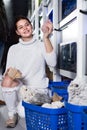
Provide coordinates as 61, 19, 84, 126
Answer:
58, 42, 77, 73
62, 0, 76, 19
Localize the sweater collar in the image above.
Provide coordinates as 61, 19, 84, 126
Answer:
19, 35, 37, 46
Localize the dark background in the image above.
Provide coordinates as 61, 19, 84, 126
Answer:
0, 0, 31, 73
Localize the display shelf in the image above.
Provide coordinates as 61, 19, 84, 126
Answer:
59, 9, 77, 29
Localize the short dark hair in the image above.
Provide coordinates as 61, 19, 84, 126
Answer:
14, 15, 31, 30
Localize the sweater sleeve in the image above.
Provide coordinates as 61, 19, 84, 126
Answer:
40, 41, 57, 67
5, 45, 16, 70
45, 50, 57, 67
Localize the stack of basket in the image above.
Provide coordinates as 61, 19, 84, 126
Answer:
49, 81, 70, 101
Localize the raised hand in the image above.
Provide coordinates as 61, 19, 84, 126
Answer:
41, 20, 53, 38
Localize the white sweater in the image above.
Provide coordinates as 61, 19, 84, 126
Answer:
6, 36, 57, 89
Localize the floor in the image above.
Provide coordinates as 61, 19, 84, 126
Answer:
0, 104, 26, 130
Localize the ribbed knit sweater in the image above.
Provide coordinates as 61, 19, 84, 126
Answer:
6, 36, 56, 89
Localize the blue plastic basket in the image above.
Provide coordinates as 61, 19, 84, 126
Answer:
48, 81, 70, 88
49, 81, 70, 101
83, 109, 87, 130
65, 102, 87, 130
22, 101, 68, 130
